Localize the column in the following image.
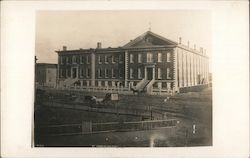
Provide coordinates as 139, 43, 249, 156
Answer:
91, 53, 95, 86
124, 51, 128, 87
173, 48, 179, 92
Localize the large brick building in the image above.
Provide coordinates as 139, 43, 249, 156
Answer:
56, 31, 209, 95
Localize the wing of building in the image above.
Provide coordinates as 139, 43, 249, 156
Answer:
56, 31, 209, 95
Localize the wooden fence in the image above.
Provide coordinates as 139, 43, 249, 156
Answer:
36, 119, 179, 136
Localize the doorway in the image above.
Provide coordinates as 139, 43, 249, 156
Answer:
147, 68, 153, 80
72, 68, 77, 78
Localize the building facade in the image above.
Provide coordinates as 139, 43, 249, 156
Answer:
56, 31, 209, 94
36, 63, 57, 88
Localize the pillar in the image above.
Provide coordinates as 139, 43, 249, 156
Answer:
91, 53, 95, 86
124, 51, 128, 87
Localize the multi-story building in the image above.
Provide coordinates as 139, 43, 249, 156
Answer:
36, 63, 57, 88
56, 31, 209, 95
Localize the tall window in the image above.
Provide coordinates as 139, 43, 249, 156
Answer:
130, 54, 134, 63
167, 53, 171, 62
98, 55, 102, 64
66, 57, 69, 64
67, 69, 71, 77
147, 53, 153, 63
130, 68, 134, 78
105, 55, 108, 63
80, 68, 84, 77
167, 68, 171, 79
119, 54, 123, 63
72, 56, 77, 64
111, 55, 115, 63
86, 68, 90, 78
105, 69, 108, 78
119, 69, 123, 78
138, 68, 142, 79
158, 68, 162, 79
86, 55, 90, 64
158, 53, 162, 62
138, 54, 142, 63
98, 69, 102, 78
111, 68, 115, 78
80, 56, 84, 64
60, 56, 64, 64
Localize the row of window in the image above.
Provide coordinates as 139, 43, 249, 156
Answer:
60, 67, 171, 79
98, 55, 123, 64
60, 54, 124, 65
129, 68, 171, 79
60, 52, 171, 65
97, 68, 123, 78
129, 52, 171, 63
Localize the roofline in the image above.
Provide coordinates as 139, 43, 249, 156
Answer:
122, 31, 178, 48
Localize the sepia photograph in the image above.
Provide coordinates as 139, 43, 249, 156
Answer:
1, 1, 249, 157
34, 10, 212, 147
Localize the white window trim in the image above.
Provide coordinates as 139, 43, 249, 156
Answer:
80, 56, 84, 64
147, 53, 153, 63
111, 56, 115, 64
138, 54, 142, 63
72, 56, 77, 64
130, 54, 134, 63
98, 55, 102, 64
105, 55, 108, 64
158, 68, 162, 79
111, 68, 115, 78
86, 68, 90, 78
130, 68, 133, 79
105, 69, 108, 78
158, 53, 162, 62
167, 68, 171, 79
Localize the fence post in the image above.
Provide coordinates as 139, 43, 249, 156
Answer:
82, 121, 92, 134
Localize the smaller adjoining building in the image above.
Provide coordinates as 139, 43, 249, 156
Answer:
35, 63, 57, 88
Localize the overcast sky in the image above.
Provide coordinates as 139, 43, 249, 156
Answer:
35, 10, 211, 64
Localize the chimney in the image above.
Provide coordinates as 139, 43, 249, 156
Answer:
97, 42, 102, 49
187, 41, 190, 47
63, 46, 67, 51
179, 37, 182, 44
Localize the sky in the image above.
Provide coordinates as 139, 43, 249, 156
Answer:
35, 10, 211, 64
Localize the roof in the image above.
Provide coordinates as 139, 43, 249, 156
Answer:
122, 31, 178, 48
36, 63, 57, 68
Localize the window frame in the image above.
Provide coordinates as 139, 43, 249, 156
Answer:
130, 54, 134, 63
158, 53, 162, 62
147, 53, 153, 63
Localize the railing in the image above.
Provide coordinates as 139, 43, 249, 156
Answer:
146, 79, 155, 94
135, 78, 146, 89
36, 119, 179, 136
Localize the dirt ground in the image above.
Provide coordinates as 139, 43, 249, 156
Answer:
34, 87, 212, 147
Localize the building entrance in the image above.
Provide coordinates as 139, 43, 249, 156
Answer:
72, 68, 78, 78
147, 68, 153, 80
